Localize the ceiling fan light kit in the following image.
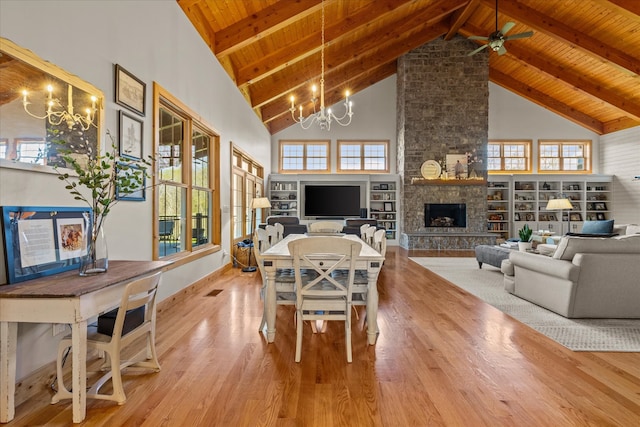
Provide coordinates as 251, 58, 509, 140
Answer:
467, 0, 533, 56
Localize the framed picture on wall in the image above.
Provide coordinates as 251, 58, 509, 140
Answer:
115, 64, 146, 116
119, 110, 143, 160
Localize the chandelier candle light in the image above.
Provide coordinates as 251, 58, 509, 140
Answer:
288, 0, 353, 130
22, 83, 98, 131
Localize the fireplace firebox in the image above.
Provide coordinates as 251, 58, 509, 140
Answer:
425, 203, 467, 227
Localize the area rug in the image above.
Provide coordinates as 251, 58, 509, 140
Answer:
409, 257, 640, 352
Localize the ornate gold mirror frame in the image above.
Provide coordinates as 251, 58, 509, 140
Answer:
0, 37, 104, 172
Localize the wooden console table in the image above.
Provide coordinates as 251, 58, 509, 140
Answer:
0, 260, 171, 424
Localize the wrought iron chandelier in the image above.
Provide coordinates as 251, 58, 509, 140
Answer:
288, 0, 353, 130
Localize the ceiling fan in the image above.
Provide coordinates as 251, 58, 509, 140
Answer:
467, 0, 533, 56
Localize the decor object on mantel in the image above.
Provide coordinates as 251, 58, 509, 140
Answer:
518, 223, 533, 252
55, 130, 151, 275
288, 0, 353, 130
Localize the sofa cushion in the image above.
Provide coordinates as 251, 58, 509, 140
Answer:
626, 224, 640, 235
552, 234, 640, 260
266, 215, 300, 225
581, 219, 614, 234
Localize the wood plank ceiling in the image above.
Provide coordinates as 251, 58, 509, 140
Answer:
178, 0, 640, 136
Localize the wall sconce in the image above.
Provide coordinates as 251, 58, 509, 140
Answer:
22, 83, 98, 131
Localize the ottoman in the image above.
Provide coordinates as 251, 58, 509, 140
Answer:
474, 245, 511, 269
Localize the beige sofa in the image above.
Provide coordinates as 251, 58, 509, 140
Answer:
501, 233, 640, 318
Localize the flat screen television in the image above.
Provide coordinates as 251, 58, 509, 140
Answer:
304, 185, 361, 218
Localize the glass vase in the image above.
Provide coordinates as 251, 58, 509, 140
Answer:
79, 222, 108, 276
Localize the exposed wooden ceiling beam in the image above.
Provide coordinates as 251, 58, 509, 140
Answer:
487, 0, 640, 76
215, 0, 322, 57
460, 23, 640, 121
490, 69, 604, 134
236, 0, 415, 88
503, 44, 640, 121
444, 0, 481, 40
603, 116, 640, 134
594, 0, 640, 19
177, 0, 216, 51
249, 12, 451, 109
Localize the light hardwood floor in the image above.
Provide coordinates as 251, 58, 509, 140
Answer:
7, 247, 640, 426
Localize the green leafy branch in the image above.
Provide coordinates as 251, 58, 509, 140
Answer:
54, 130, 153, 235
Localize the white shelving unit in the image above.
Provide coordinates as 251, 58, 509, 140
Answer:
369, 181, 398, 241
267, 174, 400, 244
489, 174, 613, 237
486, 179, 510, 241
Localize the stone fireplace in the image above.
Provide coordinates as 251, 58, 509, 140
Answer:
396, 36, 496, 250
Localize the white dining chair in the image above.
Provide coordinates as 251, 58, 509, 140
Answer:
373, 229, 387, 260
254, 228, 297, 332
359, 223, 371, 239
289, 236, 361, 362
52, 271, 162, 405
362, 226, 375, 247
265, 224, 279, 246
274, 223, 285, 243
308, 221, 343, 233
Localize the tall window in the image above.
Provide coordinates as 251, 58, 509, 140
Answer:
279, 140, 329, 173
538, 140, 591, 172
154, 83, 220, 259
487, 140, 531, 173
337, 140, 389, 172
232, 147, 264, 243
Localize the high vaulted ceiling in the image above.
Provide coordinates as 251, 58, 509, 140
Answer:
178, 0, 640, 136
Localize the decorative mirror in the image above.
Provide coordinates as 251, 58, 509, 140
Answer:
0, 37, 104, 171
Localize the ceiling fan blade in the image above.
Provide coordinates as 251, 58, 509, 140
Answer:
500, 21, 515, 35
468, 35, 489, 40
505, 31, 534, 40
497, 44, 507, 55
468, 44, 489, 56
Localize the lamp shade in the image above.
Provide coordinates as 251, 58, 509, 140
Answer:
546, 198, 573, 210
251, 197, 271, 209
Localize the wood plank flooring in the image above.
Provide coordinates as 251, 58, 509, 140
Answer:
7, 247, 640, 426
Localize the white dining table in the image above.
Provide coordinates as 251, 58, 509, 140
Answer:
260, 233, 384, 345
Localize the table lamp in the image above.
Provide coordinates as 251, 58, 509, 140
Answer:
546, 197, 574, 234
243, 197, 271, 272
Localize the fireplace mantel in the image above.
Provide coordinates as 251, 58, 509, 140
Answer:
411, 178, 487, 186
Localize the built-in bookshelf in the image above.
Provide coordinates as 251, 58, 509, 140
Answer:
369, 181, 397, 240
486, 179, 510, 241
488, 174, 613, 237
268, 179, 298, 216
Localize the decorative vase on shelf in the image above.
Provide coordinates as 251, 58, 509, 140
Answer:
79, 214, 108, 276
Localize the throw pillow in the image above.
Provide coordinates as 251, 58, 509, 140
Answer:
581, 219, 614, 234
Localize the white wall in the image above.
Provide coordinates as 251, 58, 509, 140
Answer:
488, 82, 601, 171
600, 126, 640, 224
0, 0, 270, 379
271, 75, 398, 173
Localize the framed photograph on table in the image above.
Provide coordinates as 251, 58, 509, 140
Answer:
280, 203, 289, 210
596, 213, 606, 220
119, 111, 143, 160
115, 64, 146, 116
384, 202, 393, 212
514, 213, 521, 221
570, 213, 582, 221
594, 202, 607, 210
379, 184, 389, 190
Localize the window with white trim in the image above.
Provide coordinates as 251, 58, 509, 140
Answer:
538, 140, 591, 172
278, 140, 329, 173
487, 140, 531, 173
337, 140, 389, 172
